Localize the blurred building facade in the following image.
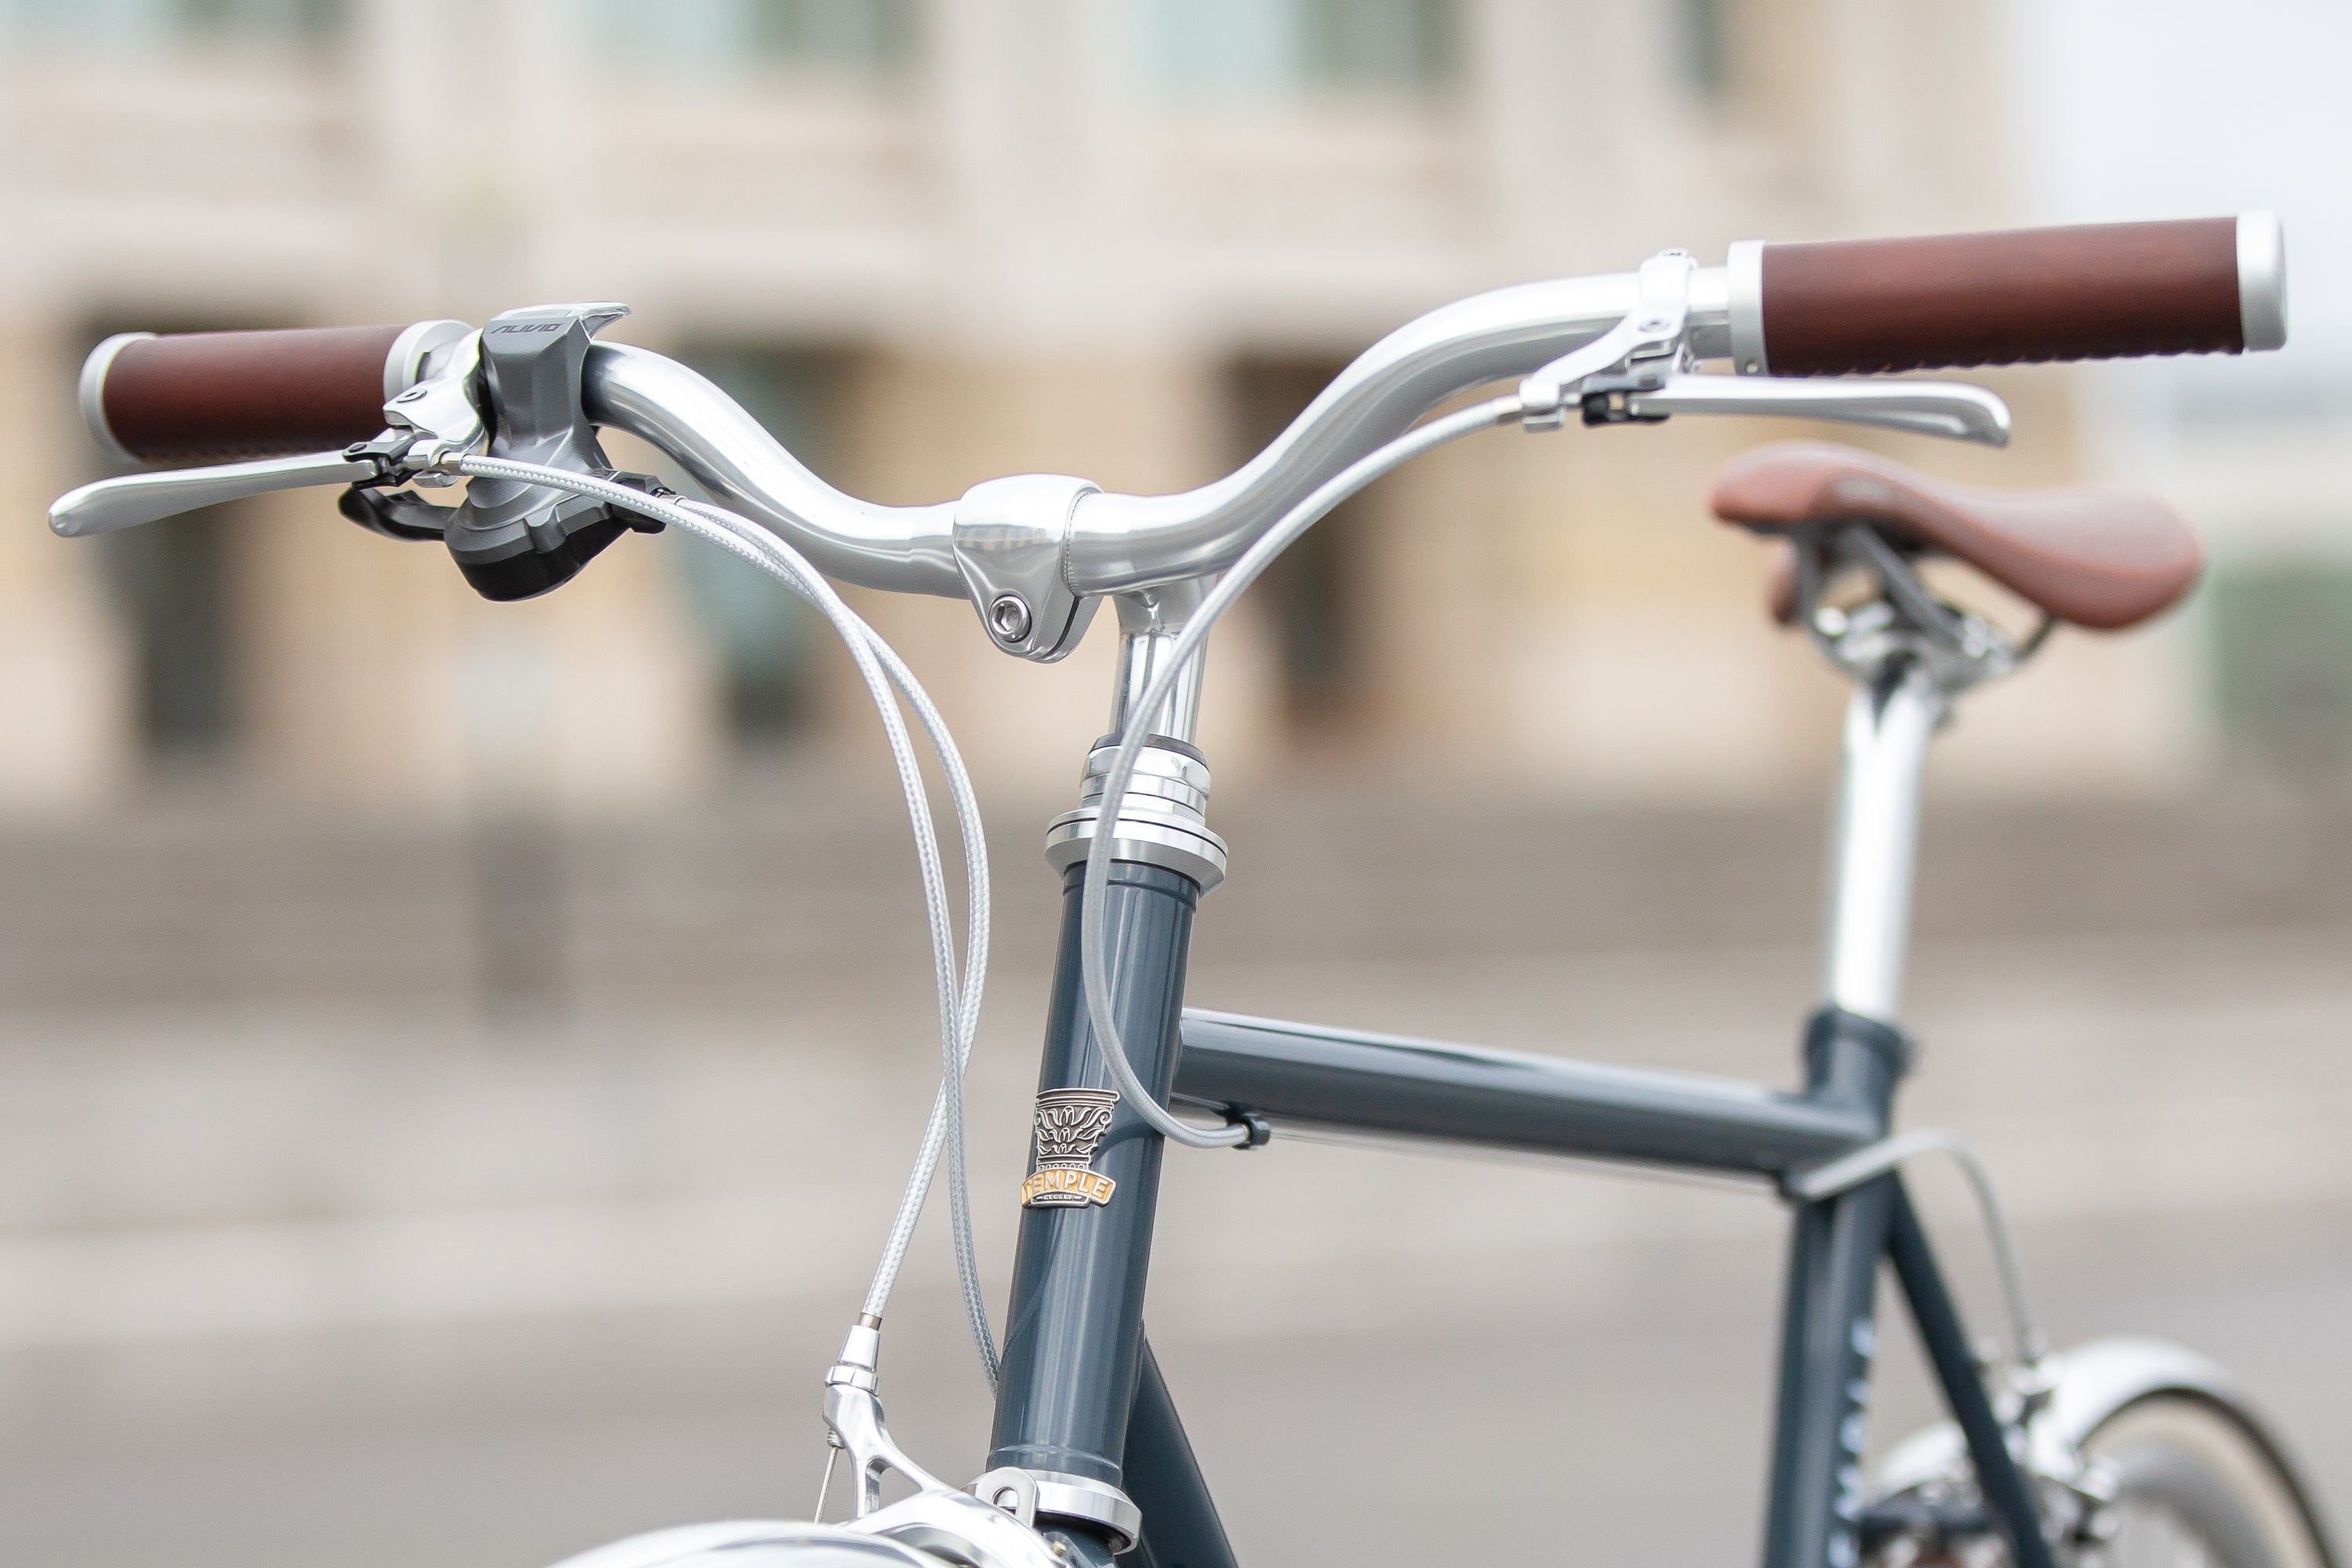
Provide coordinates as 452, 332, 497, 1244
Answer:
0, 0, 2195, 813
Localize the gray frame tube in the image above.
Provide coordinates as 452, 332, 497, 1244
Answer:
1762, 1007, 1910, 1568
1765, 1174, 1900, 1568
1886, 1183, 2055, 1568
989, 862, 1201, 1564
1123, 1338, 1241, 1568
1174, 1010, 1878, 1175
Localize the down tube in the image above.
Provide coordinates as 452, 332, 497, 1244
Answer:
989, 861, 1200, 1563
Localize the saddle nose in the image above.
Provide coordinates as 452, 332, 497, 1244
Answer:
1710, 441, 2203, 631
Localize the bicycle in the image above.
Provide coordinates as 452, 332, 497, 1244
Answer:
51, 212, 2334, 1568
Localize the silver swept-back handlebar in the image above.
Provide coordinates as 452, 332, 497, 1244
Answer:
583, 267, 1735, 601
583, 343, 965, 596
1065, 269, 1731, 594
53, 248, 2013, 655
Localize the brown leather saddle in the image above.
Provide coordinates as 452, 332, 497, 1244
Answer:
1709, 441, 2202, 631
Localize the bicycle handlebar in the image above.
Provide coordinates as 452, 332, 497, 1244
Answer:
581, 342, 966, 596
577, 215, 2284, 598
1734, 213, 2286, 377
582, 269, 1696, 597
64, 215, 2285, 604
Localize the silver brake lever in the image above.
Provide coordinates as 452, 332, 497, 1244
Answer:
48, 328, 488, 540
49, 450, 379, 538
1518, 248, 1697, 429
1623, 372, 2012, 446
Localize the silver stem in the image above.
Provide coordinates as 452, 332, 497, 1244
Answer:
1824, 665, 1943, 1023
1108, 584, 1209, 743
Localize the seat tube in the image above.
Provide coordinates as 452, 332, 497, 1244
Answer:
988, 605, 1226, 1568
1764, 659, 1941, 1568
1822, 662, 1943, 1024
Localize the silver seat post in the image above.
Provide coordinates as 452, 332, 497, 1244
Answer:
1823, 662, 1945, 1024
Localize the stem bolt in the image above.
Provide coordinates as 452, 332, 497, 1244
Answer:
989, 593, 1033, 643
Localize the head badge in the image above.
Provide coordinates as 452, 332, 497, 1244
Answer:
1019, 1087, 1119, 1208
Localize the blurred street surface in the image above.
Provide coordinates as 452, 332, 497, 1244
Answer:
1, 780, 2348, 1566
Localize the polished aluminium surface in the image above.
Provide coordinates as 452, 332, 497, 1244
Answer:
1044, 741, 1227, 891
1823, 667, 1943, 1023
1727, 239, 1768, 375
1515, 249, 1696, 427
951, 474, 1103, 660
2238, 210, 2288, 353
1173, 1009, 1879, 1174
1109, 583, 1212, 742
823, 1323, 953, 1514
1625, 373, 2010, 445
583, 341, 965, 595
845, 1489, 1070, 1568
76, 331, 154, 464
60, 251, 2020, 626
545, 1521, 949, 1568
382, 318, 473, 401
1024, 1472, 1142, 1554
968, 1466, 1040, 1527
381, 328, 487, 470
1065, 267, 1726, 593
542, 1488, 1067, 1568
580, 269, 1730, 602
1054, 583, 1223, 889
49, 449, 377, 538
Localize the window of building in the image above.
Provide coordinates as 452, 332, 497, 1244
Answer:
1143, 0, 1458, 100
666, 345, 843, 746
2207, 558, 2352, 775
99, 511, 241, 758
584, 0, 916, 77
1228, 358, 1372, 731
73, 323, 249, 761
5, 0, 346, 48
1675, 0, 1731, 103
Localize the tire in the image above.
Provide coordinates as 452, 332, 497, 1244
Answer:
2080, 1395, 2333, 1568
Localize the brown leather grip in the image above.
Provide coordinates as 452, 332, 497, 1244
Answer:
1760, 218, 2243, 376
93, 325, 407, 463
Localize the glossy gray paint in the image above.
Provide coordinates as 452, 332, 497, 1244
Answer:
1762, 1008, 1909, 1568
1123, 1338, 1240, 1568
1887, 1184, 2055, 1568
1765, 1174, 1900, 1568
1007, 964, 2067, 1568
1174, 1008, 1878, 1175
989, 862, 1200, 1529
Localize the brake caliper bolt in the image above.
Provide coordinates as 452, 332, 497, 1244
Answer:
989, 593, 1033, 643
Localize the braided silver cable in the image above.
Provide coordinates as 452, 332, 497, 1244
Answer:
675, 499, 998, 1387
447, 458, 998, 1383
1076, 397, 1523, 1147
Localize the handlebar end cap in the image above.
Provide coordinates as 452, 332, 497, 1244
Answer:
2237, 212, 2287, 353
